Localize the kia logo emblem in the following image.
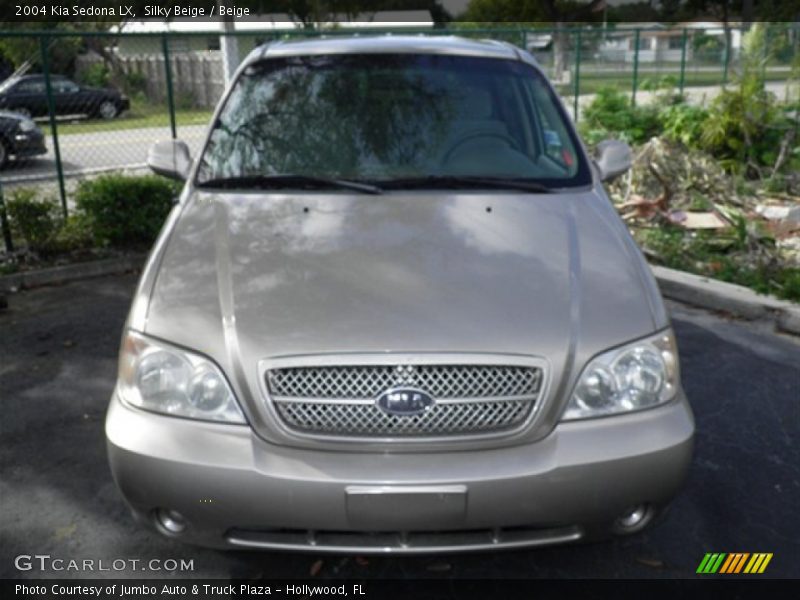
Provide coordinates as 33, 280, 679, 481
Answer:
376, 387, 434, 416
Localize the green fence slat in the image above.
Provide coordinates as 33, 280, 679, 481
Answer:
39, 34, 68, 219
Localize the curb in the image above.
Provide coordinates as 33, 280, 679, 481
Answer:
652, 265, 800, 336
2, 257, 798, 336
0, 254, 146, 293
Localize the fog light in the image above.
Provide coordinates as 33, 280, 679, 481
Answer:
614, 504, 650, 532
155, 508, 187, 534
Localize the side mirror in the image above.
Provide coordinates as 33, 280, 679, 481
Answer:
595, 140, 632, 182
147, 139, 192, 181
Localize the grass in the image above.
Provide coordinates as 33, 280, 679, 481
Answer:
636, 225, 800, 303
41, 100, 213, 136
555, 69, 792, 96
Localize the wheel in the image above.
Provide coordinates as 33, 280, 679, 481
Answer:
0, 138, 8, 169
97, 100, 119, 120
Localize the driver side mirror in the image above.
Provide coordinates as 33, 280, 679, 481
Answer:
594, 140, 632, 182
147, 139, 192, 181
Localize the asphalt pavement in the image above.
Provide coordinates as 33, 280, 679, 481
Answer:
0, 273, 798, 580
0, 125, 207, 184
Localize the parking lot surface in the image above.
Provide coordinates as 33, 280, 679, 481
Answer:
1, 273, 798, 579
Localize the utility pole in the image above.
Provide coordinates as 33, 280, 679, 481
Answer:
219, 1, 239, 85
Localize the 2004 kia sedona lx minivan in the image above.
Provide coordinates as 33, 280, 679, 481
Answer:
106, 36, 694, 553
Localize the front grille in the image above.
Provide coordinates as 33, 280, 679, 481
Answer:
266, 363, 543, 437
227, 525, 582, 553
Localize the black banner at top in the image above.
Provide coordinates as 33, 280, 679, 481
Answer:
1, 1, 799, 26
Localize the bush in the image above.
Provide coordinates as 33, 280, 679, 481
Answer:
695, 25, 795, 176
5, 188, 60, 252
637, 224, 800, 303
75, 174, 179, 248
580, 86, 661, 145
48, 213, 96, 254
123, 71, 147, 95
176, 91, 196, 110
658, 103, 709, 148
80, 62, 110, 88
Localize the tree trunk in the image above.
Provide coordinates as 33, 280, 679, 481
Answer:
721, 1, 732, 80
553, 23, 567, 83
219, 1, 239, 86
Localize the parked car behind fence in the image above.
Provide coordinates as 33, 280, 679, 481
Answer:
0, 74, 130, 120
0, 109, 46, 169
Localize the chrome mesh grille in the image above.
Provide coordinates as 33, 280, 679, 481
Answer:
267, 364, 541, 400
266, 363, 542, 437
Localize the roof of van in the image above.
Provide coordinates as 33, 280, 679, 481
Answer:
246, 35, 525, 64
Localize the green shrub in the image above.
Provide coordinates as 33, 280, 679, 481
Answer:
124, 71, 147, 95
580, 86, 661, 145
658, 103, 709, 148
80, 63, 110, 88
698, 24, 796, 175
5, 188, 60, 252
48, 213, 96, 253
636, 225, 800, 303
176, 91, 196, 111
75, 174, 179, 248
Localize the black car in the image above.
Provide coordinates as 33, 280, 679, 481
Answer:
0, 74, 130, 120
0, 110, 47, 169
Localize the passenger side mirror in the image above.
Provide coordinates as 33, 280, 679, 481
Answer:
147, 139, 192, 181
595, 140, 632, 182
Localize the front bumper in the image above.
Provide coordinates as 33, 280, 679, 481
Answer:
106, 391, 694, 553
10, 131, 46, 157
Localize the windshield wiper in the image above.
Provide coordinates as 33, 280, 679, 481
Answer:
380, 175, 555, 193
196, 174, 383, 195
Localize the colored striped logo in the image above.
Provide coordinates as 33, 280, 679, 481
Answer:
696, 553, 773, 574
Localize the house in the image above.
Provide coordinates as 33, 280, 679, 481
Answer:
111, 12, 435, 57
597, 23, 692, 63
596, 21, 745, 64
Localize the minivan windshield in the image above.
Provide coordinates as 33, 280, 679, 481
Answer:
196, 53, 591, 189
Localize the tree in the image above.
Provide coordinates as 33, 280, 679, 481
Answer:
0, 23, 88, 77
462, 0, 606, 80
271, 0, 448, 28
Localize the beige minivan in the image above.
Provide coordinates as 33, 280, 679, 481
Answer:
106, 35, 694, 553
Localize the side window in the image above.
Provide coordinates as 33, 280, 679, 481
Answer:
14, 80, 45, 94
528, 82, 578, 174
53, 80, 79, 93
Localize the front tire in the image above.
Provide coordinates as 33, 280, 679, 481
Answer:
0, 138, 8, 169
97, 100, 119, 120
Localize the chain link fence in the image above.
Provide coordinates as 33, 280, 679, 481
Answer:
0, 23, 797, 231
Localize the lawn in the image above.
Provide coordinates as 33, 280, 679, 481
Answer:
41, 100, 213, 136
554, 68, 791, 96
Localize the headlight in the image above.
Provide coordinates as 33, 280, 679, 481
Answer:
561, 330, 679, 421
18, 119, 36, 132
118, 330, 246, 424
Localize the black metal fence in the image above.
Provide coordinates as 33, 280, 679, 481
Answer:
0, 23, 797, 216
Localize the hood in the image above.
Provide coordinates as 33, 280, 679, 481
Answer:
144, 188, 664, 440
